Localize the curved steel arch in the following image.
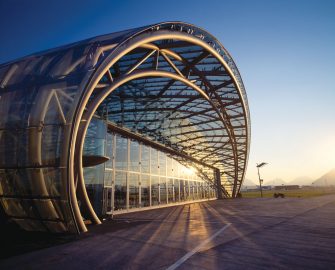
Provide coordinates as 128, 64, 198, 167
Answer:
0, 22, 250, 233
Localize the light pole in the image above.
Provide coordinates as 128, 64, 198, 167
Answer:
256, 162, 267, 198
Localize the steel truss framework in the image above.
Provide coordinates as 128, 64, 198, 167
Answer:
0, 22, 250, 233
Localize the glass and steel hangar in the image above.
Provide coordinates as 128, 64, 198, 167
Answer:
0, 22, 250, 234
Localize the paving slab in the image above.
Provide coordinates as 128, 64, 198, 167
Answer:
1, 195, 334, 269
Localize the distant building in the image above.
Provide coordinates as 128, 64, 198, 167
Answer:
274, 185, 300, 190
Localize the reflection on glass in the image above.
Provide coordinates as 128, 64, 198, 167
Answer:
180, 180, 185, 201
84, 118, 106, 156
104, 170, 113, 186
114, 171, 127, 210
141, 145, 150, 173
159, 153, 166, 176
185, 180, 190, 200
172, 159, 178, 178
83, 164, 104, 216
199, 182, 204, 199
160, 177, 167, 204
115, 135, 127, 170
129, 173, 139, 208
99, 132, 217, 214
151, 149, 158, 175
141, 174, 150, 207
151, 176, 159, 206
204, 182, 209, 198
129, 140, 140, 172
167, 157, 173, 177
194, 181, 199, 200
105, 133, 113, 169
168, 178, 174, 203
174, 179, 180, 202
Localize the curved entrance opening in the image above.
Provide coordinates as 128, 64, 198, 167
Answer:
72, 32, 248, 230
80, 74, 220, 221
0, 22, 249, 234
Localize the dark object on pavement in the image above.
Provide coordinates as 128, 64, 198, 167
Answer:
274, 193, 285, 198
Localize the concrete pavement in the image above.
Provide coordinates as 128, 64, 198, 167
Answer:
1, 195, 335, 269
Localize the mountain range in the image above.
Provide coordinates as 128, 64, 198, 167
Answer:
243, 168, 335, 187
312, 168, 335, 186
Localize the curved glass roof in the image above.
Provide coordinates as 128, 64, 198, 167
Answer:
86, 22, 250, 197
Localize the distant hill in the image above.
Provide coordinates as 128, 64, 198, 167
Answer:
242, 178, 257, 186
289, 176, 313, 186
264, 178, 286, 186
313, 168, 335, 186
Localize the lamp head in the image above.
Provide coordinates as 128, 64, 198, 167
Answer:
256, 162, 268, 168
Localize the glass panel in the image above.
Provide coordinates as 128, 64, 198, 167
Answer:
180, 180, 185, 201
159, 152, 166, 176
160, 177, 167, 205
41, 125, 64, 166
105, 133, 113, 169
200, 182, 204, 199
1, 197, 29, 218
84, 118, 106, 156
0, 168, 63, 198
115, 135, 128, 171
172, 159, 178, 178
0, 198, 63, 220
204, 182, 209, 198
151, 176, 159, 206
174, 179, 180, 202
0, 129, 20, 167
195, 181, 199, 199
167, 157, 173, 177
181, 166, 188, 180
104, 187, 113, 213
190, 181, 194, 200
193, 181, 197, 200
114, 171, 127, 210
141, 174, 150, 207
185, 181, 190, 200
167, 178, 174, 203
83, 164, 104, 217
129, 140, 140, 172
141, 144, 150, 173
104, 170, 113, 186
151, 149, 158, 175
12, 218, 47, 232
129, 173, 139, 209
43, 221, 67, 233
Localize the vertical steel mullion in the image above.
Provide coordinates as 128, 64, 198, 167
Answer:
102, 125, 107, 215
197, 180, 199, 199
164, 154, 169, 204
126, 138, 130, 210
112, 133, 116, 213
172, 159, 175, 203
189, 175, 191, 200
178, 163, 181, 201
149, 147, 152, 207
158, 151, 161, 205
139, 143, 142, 208
172, 177, 175, 203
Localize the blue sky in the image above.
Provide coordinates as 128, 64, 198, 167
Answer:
1, 0, 334, 183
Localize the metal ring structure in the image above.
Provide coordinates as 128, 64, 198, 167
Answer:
0, 22, 250, 233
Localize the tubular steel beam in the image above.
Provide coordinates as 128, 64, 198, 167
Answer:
69, 29, 249, 231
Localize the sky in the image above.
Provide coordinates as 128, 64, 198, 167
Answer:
0, 0, 334, 184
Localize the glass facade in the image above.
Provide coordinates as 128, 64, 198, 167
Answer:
82, 118, 217, 215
